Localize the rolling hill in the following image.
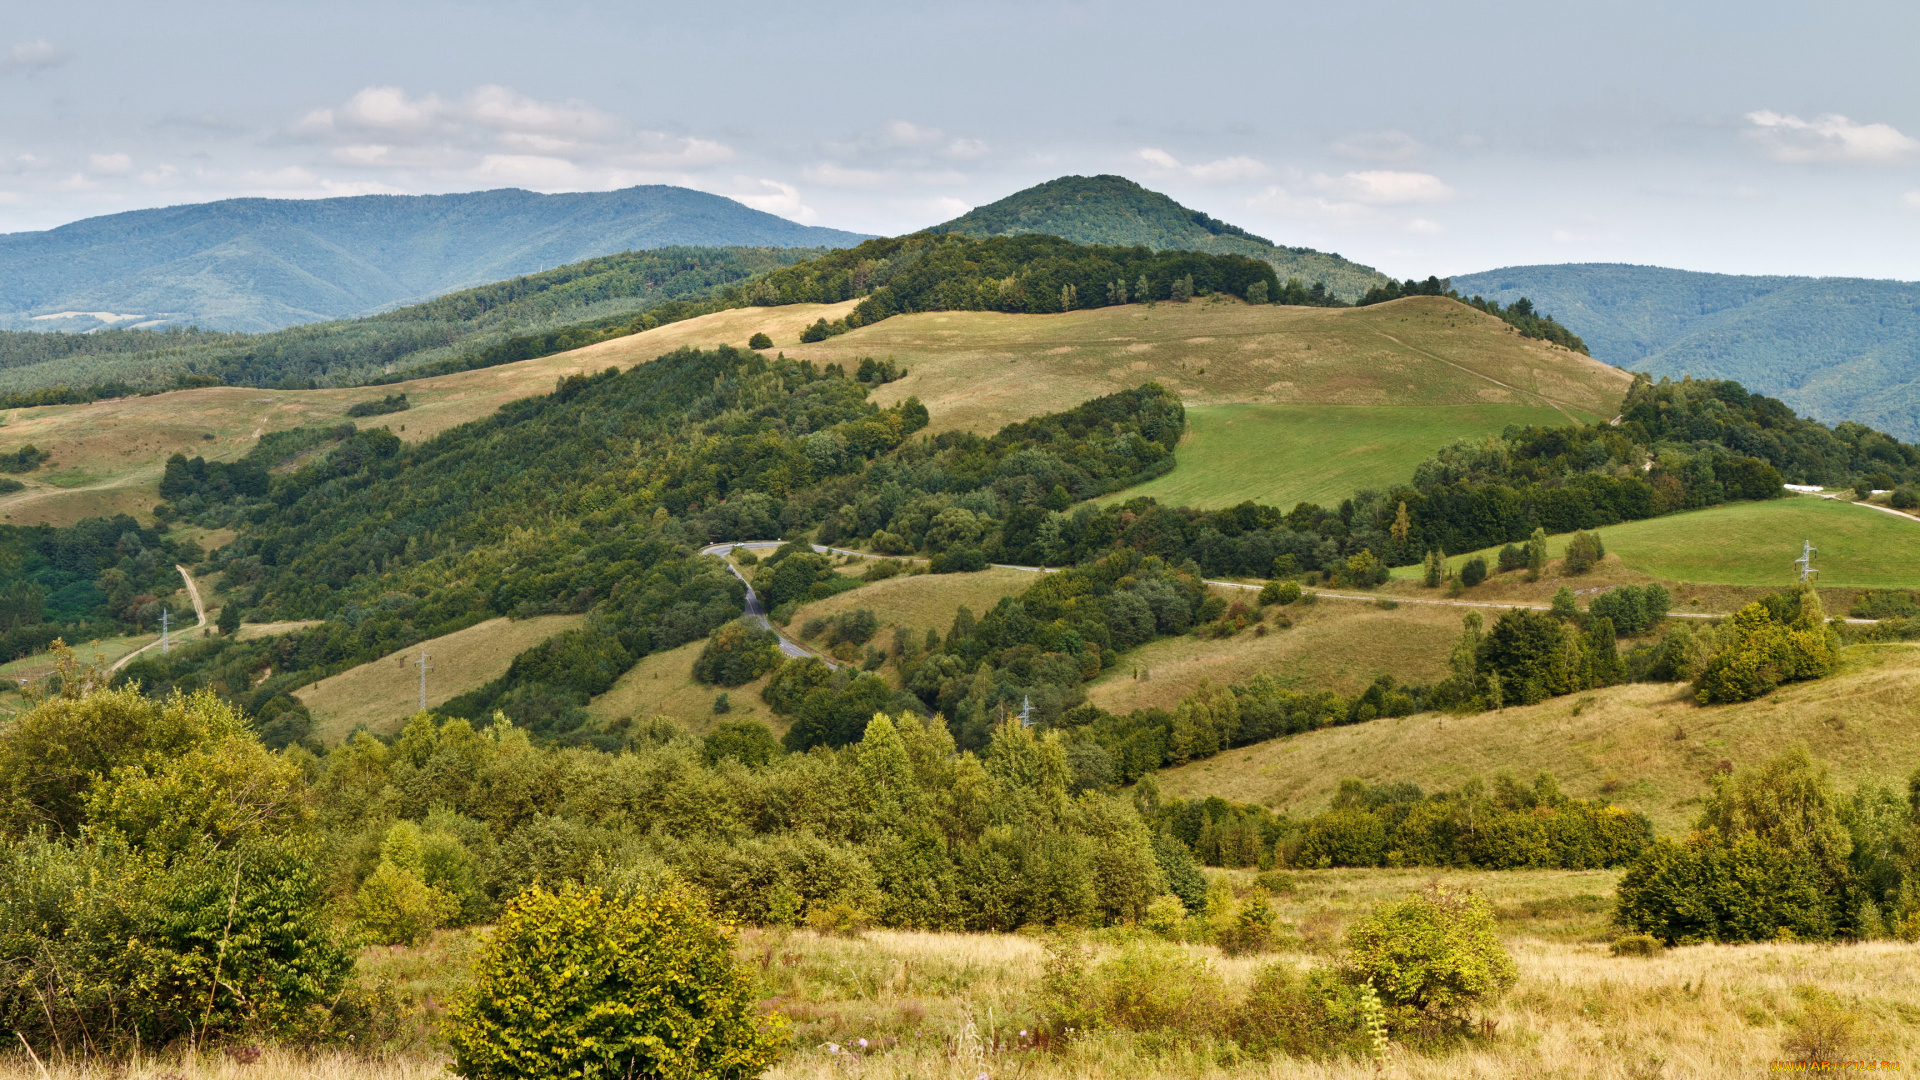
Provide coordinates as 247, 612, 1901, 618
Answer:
934, 175, 1389, 301
788, 293, 1631, 505
1157, 639, 1920, 835
0, 292, 1627, 528
1451, 263, 1920, 440
0, 186, 869, 333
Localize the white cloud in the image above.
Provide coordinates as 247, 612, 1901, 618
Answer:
1405, 218, 1443, 235
88, 153, 133, 174
803, 163, 887, 187
1331, 131, 1422, 162
1136, 148, 1268, 183
1188, 156, 1267, 182
882, 120, 943, 147
292, 84, 734, 189
1901, 191, 1920, 211
1313, 170, 1452, 204
944, 138, 989, 160
1249, 185, 1375, 222
0, 40, 65, 76
1746, 110, 1916, 163
722, 178, 817, 224
476, 154, 582, 188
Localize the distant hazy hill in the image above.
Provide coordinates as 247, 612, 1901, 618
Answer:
0, 187, 869, 333
1452, 263, 1920, 439
933, 175, 1388, 301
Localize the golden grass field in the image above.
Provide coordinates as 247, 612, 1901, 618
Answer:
586, 638, 784, 735
1157, 640, 1920, 834
0, 302, 858, 527
1087, 590, 1468, 712
787, 566, 1035, 642
296, 614, 584, 743
792, 295, 1629, 436
10, 865, 1913, 1079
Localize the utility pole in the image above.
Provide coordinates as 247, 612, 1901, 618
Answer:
1018, 695, 1033, 727
415, 652, 433, 711
161, 609, 170, 654
1795, 540, 1819, 584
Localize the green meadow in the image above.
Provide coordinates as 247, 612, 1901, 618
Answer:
1398, 495, 1920, 589
1106, 401, 1582, 511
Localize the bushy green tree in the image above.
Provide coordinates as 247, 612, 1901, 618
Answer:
1562, 530, 1605, 574
692, 619, 783, 687
1695, 587, 1838, 704
1617, 747, 1855, 943
1343, 884, 1517, 1036
449, 881, 787, 1080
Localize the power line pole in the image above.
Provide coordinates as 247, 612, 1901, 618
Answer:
415, 652, 433, 711
1795, 540, 1819, 584
161, 609, 170, 654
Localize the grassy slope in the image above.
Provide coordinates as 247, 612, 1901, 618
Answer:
1087, 591, 1469, 713
0, 301, 857, 526
296, 614, 585, 743
790, 295, 1625, 511
586, 639, 785, 735
787, 567, 1035, 643
1105, 402, 1569, 510
1393, 494, 1920, 590
795, 295, 1627, 439
1157, 641, 1920, 835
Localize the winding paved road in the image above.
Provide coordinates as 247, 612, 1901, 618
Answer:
700, 542, 852, 668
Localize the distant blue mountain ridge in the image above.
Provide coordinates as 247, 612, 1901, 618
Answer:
0, 186, 871, 333
1451, 263, 1920, 441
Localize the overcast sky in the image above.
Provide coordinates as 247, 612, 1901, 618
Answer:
2, 0, 1917, 280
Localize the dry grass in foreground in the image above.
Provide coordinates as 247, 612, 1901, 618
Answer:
1, 866, 1910, 1079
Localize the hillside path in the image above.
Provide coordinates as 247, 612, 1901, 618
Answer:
110, 564, 209, 673
1818, 491, 1920, 526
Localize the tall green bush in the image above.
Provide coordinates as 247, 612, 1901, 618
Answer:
449, 881, 787, 1080
1343, 884, 1517, 1036
1617, 747, 1855, 943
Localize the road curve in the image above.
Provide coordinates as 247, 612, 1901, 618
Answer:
110, 564, 211, 673
699, 542, 844, 668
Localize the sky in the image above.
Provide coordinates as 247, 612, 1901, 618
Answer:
2, 0, 1918, 281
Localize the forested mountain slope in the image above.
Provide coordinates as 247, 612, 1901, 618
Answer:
1452, 263, 1920, 440
0, 186, 868, 333
934, 175, 1389, 301
0, 246, 822, 397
